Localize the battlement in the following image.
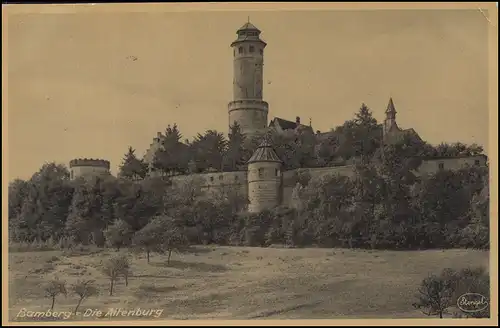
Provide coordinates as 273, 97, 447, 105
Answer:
69, 158, 111, 169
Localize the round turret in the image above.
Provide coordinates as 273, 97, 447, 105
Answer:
247, 137, 282, 213
69, 158, 111, 180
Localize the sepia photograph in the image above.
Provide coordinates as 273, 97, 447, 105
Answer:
2, 2, 497, 325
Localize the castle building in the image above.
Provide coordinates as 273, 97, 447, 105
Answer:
69, 158, 111, 180
76, 20, 485, 213
269, 116, 314, 135
228, 21, 269, 138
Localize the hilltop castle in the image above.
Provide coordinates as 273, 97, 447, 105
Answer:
69, 21, 487, 213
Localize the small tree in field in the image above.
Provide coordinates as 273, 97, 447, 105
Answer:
43, 279, 67, 310
163, 223, 188, 265
133, 216, 188, 265
104, 219, 133, 251
413, 266, 490, 318
100, 254, 131, 296
413, 268, 456, 318
71, 280, 98, 314
132, 217, 165, 263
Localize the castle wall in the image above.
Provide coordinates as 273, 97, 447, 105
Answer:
71, 166, 110, 180
170, 171, 248, 198
143, 157, 487, 210
416, 155, 487, 176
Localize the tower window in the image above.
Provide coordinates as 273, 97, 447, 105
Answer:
70, 170, 74, 179
474, 159, 480, 166
438, 162, 444, 170
249, 45, 255, 53
238, 47, 244, 54
210, 176, 214, 182
259, 49, 263, 55
219, 175, 223, 181
275, 168, 280, 177
258, 168, 264, 178
235, 175, 239, 181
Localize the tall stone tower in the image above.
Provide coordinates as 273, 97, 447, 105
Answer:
247, 136, 282, 213
228, 20, 269, 139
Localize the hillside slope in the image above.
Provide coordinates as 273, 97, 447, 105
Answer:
8, 246, 489, 321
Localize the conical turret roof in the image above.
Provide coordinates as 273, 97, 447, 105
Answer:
247, 136, 282, 164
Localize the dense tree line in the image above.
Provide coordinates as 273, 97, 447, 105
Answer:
125, 104, 485, 177
8, 104, 488, 251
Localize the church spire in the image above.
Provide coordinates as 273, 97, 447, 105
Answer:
383, 97, 398, 136
385, 97, 397, 118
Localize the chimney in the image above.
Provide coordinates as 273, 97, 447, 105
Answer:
296, 116, 301, 124
157, 132, 162, 138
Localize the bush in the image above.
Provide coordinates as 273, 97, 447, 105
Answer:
413, 266, 490, 318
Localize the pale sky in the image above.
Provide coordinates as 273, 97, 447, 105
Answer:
6, 8, 490, 180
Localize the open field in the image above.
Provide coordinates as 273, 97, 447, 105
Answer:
7, 246, 489, 321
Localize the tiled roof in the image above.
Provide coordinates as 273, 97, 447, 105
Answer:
247, 137, 282, 164
238, 22, 261, 32
270, 117, 314, 133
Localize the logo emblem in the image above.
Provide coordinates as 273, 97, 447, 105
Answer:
457, 293, 489, 313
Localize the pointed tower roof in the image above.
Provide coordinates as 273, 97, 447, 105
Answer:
386, 97, 397, 114
247, 135, 282, 164
237, 21, 261, 33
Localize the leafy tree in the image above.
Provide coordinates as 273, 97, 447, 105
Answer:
352, 103, 382, 162
352, 162, 383, 246
132, 217, 167, 263
223, 122, 247, 172
432, 142, 484, 158
459, 184, 489, 249
43, 279, 67, 311
133, 216, 188, 265
118, 146, 148, 180
413, 268, 457, 318
104, 219, 133, 251
414, 267, 490, 318
12, 163, 74, 242
295, 130, 318, 168
153, 124, 190, 176
165, 176, 204, 210
65, 175, 119, 244
269, 130, 301, 170
8, 179, 29, 220
191, 130, 227, 173
315, 134, 339, 166
112, 179, 164, 231
71, 280, 98, 314
160, 216, 188, 265
100, 254, 130, 296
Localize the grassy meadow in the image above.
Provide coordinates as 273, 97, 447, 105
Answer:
8, 246, 490, 321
